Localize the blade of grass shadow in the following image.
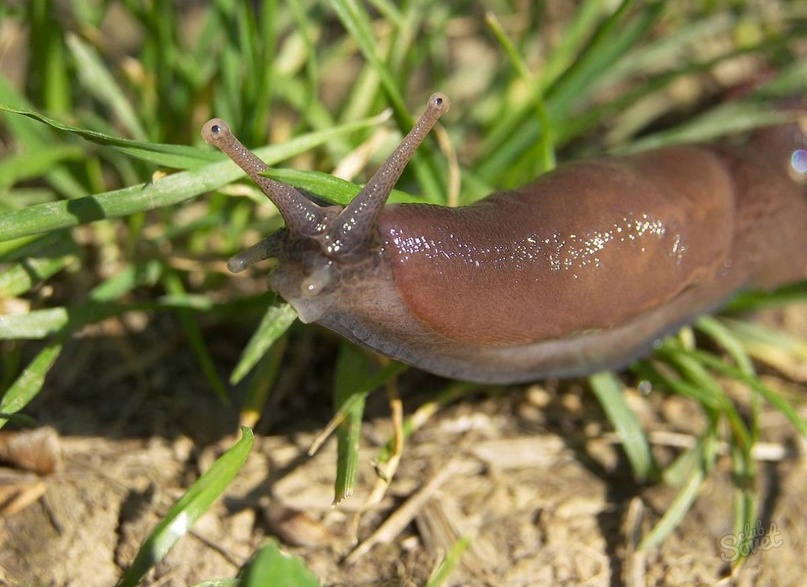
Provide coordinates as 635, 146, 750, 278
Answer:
240, 338, 287, 429
163, 270, 229, 402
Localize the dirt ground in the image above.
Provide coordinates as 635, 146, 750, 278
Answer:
1, 303, 806, 587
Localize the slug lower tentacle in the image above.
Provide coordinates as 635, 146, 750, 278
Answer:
203, 95, 807, 383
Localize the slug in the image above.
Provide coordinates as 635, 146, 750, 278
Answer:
202, 93, 807, 384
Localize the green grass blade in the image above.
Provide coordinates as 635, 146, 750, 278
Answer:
478, 1, 664, 180
0, 302, 129, 339
27, 0, 71, 114
727, 282, 807, 312
623, 102, 790, 153
545, 0, 662, 115
287, 0, 320, 103
230, 303, 298, 385
718, 316, 807, 373
537, 0, 609, 90
695, 316, 756, 376
265, 168, 426, 206
264, 169, 362, 206
683, 349, 807, 438
0, 77, 93, 199
332, 344, 371, 504
65, 33, 148, 140
654, 344, 753, 450
88, 259, 163, 302
485, 12, 555, 173
425, 535, 472, 587
589, 371, 657, 481
327, 0, 447, 202
0, 256, 77, 297
0, 145, 84, 187
0, 104, 219, 169
0, 232, 81, 296
639, 453, 707, 550
730, 443, 758, 566
0, 114, 387, 242
0, 340, 63, 430
236, 539, 320, 587
328, 0, 409, 123
661, 436, 706, 487
116, 427, 254, 587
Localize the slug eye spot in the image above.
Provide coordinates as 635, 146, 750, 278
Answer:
201, 118, 231, 145
300, 261, 333, 298
429, 92, 450, 114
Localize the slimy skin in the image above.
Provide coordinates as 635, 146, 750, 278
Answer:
202, 94, 807, 383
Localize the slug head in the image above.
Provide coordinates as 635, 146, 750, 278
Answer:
202, 93, 450, 322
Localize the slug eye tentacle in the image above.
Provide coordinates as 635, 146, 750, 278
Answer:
329, 92, 450, 254
202, 118, 329, 237
227, 231, 287, 273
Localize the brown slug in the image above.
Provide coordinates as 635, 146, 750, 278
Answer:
202, 93, 807, 384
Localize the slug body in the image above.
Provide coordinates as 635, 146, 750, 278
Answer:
203, 94, 807, 383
